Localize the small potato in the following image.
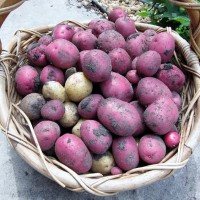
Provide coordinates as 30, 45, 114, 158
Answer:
138, 134, 166, 164
27, 43, 48, 67
72, 119, 85, 138
90, 19, 116, 37
78, 94, 103, 119
171, 91, 182, 110
55, 133, 92, 174
126, 33, 148, 59
149, 32, 175, 63
72, 29, 97, 51
15, 65, 41, 96
115, 17, 136, 39
100, 72, 134, 102
108, 48, 131, 74
42, 81, 66, 102
136, 50, 161, 77
156, 63, 186, 92
80, 120, 113, 154
52, 22, 75, 41
96, 30, 126, 53
82, 49, 112, 82
59, 102, 79, 128
40, 65, 65, 85
112, 136, 139, 171
20, 93, 46, 120
38, 34, 53, 46
45, 39, 79, 69
91, 151, 115, 175
125, 70, 141, 84
108, 8, 128, 22
41, 100, 65, 121
143, 97, 179, 135
111, 166, 123, 175
32, 120, 61, 151
65, 72, 93, 102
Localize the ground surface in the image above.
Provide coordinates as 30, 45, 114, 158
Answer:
0, 0, 200, 199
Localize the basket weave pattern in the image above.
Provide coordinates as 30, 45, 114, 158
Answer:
1, 1, 200, 196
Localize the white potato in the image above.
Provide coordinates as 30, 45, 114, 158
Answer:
65, 72, 93, 102
42, 81, 65, 102
59, 102, 79, 128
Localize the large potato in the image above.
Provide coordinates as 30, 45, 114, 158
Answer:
136, 77, 172, 106
55, 133, 92, 174
143, 97, 179, 135
65, 72, 93, 102
80, 120, 112, 154
112, 136, 139, 171
97, 98, 141, 136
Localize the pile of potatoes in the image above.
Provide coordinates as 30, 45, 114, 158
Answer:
15, 8, 184, 175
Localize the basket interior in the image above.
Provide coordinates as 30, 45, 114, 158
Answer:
1, 21, 200, 196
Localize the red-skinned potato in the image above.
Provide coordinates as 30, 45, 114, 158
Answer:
156, 63, 186, 92
138, 134, 166, 164
38, 34, 53, 46
129, 101, 146, 137
108, 8, 128, 22
171, 91, 182, 110
112, 136, 139, 171
55, 133, 92, 174
41, 100, 65, 121
111, 166, 123, 175
45, 38, 79, 69
15, 65, 41, 96
125, 70, 141, 84
136, 77, 172, 106
100, 72, 134, 102
32, 120, 61, 151
52, 22, 75, 41
163, 131, 180, 149
143, 97, 179, 135
40, 65, 65, 85
126, 33, 148, 59
20, 93, 46, 121
136, 50, 161, 77
149, 32, 175, 63
96, 30, 126, 53
97, 98, 141, 136
72, 29, 97, 51
76, 50, 90, 72
82, 49, 112, 82
90, 19, 115, 37
27, 43, 48, 67
115, 17, 135, 39
78, 94, 103, 119
80, 120, 113, 154
108, 48, 131, 74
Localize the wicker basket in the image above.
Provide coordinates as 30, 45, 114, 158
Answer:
1, 1, 200, 196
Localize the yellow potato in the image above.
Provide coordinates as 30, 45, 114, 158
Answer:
65, 72, 93, 102
91, 151, 115, 175
59, 102, 79, 128
42, 81, 65, 102
72, 118, 86, 138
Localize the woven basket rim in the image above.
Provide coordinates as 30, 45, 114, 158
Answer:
1, 21, 200, 196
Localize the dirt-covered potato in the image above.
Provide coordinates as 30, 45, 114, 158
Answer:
42, 81, 66, 102
59, 102, 79, 128
65, 72, 93, 102
72, 119, 85, 138
19, 93, 46, 121
91, 151, 115, 175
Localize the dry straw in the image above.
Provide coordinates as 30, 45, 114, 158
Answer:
1, 0, 200, 196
